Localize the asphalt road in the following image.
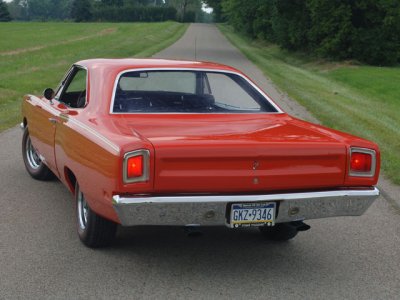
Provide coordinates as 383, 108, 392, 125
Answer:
1, 24, 399, 299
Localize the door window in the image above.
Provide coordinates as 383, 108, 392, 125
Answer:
59, 68, 87, 108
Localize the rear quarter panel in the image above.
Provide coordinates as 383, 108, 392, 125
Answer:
55, 116, 121, 222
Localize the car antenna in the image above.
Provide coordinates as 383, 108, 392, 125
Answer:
194, 36, 197, 60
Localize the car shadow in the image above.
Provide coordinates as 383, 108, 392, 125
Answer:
99, 225, 325, 282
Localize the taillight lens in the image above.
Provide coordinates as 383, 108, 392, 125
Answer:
123, 150, 150, 183
351, 152, 372, 172
349, 148, 376, 177
127, 155, 143, 178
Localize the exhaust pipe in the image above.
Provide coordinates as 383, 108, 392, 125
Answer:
290, 221, 311, 232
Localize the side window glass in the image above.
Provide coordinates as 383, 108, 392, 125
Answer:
60, 68, 87, 108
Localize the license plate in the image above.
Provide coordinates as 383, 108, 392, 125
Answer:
230, 202, 275, 228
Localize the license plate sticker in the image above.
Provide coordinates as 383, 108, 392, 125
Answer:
230, 202, 275, 228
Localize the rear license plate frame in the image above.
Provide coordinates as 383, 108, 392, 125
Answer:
230, 202, 276, 228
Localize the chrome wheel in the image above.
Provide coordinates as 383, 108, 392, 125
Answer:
75, 181, 117, 247
22, 128, 54, 180
25, 136, 41, 169
77, 190, 89, 230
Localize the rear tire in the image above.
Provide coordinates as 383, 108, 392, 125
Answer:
259, 223, 298, 241
22, 128, 55, 180
75, 183, 117, 248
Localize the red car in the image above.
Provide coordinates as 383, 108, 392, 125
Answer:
21, 59, 380, 247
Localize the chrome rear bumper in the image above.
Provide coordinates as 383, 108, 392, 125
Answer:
112, 188, 379, 227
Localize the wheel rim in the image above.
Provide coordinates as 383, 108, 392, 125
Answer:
77, 190, 89, 230
25, 136, 41, 169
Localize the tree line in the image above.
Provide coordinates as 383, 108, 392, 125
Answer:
1, 0, 210, 23
0, 0, 12, 21
204, 0, 400, 66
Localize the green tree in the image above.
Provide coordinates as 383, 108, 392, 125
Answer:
8, 0, 73, 21
252, 1, 274, 40
101, 0, 123, 6
307, 0, 353, 59
222, 0, 259, 36
351, 0, 400, 65
71, 0, 92, 22
219, 0, 400, 65
7, 0, 28, 20
168, 0, 202, 22
0, 0, 12, 21
203, 0, 223, 22
270, 0, 310, 51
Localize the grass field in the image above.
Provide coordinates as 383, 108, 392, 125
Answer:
0, 22, 187, 131
219, 24, 400, 185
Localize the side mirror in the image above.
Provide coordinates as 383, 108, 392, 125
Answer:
43, 88, 55, 100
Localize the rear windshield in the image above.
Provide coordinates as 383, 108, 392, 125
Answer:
112, 70, 278, 113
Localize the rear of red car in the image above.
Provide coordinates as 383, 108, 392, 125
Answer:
112, 114, 379, 228
109, 66, 379, 231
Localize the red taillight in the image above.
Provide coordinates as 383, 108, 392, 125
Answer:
127, 155, 143, 178
350, 152, 372, 173
123, 150, 150, 183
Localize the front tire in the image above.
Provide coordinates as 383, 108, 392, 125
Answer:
259, 223, 298, 241
22, 128, 54, 180
76, 183, 117, 248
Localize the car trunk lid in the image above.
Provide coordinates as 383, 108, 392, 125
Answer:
117, 114, 348, 193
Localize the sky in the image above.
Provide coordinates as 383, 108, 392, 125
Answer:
202, 3, 213, 14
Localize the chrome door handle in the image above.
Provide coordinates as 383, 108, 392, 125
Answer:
48, 118, 57, 124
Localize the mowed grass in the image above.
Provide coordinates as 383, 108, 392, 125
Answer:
219, 24, 400, 185
0, 22, 188, 131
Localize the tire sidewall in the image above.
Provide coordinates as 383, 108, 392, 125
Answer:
75, 183, 91, 241
74, 182, 117, 247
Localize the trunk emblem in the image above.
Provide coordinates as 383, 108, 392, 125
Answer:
253, 161, 259, 170
253, 161, 260, 185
